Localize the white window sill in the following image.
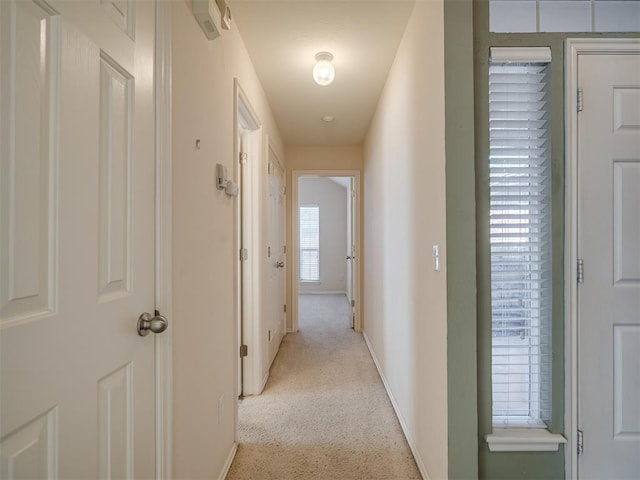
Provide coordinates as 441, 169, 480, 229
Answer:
486, 428, 567, 452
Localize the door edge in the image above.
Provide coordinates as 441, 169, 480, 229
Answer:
155, 1, 173, 477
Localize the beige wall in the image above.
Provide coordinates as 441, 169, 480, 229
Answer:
362, 1, 448, 479
171, 1, 283, 477
284, 146, 363, 331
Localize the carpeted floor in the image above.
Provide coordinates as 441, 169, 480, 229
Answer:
226, 294, 421, 480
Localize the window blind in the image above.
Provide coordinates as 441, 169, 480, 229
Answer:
489, 59, 552, 426
299, 205, 319, 281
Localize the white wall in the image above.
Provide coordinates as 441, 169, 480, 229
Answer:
171, 1, 284, 477
298, 177, 348, 293
362, 1, 448, 479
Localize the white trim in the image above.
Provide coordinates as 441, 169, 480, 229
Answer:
363, 332, 431, 480
217, 442, 238, 480
486, 429, 566, 452
234, 80, 264, 398
154, 1, 172, 477
291, 170, 362, 333
298, 291, 347, 295
490, 46, 552, 63
564, 38, 640, 480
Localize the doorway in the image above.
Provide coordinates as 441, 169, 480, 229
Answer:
234, 80, 262, 398
565, 39, 640, 480
291, 171, 361, 333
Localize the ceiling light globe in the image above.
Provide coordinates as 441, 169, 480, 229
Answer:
313, 52, 335, 86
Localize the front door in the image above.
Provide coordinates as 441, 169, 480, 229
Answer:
578, 52, 640, 479
0, 1, 158, 477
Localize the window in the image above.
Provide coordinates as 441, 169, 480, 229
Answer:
299, 205, 319, 282
489, 48, 552, 427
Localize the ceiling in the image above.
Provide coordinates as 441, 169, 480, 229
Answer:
227, 1, 416, 146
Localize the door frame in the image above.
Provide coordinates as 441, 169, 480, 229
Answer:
234, 79, 263, 398
154, 1, 172, 477
291, 170, 362, 333
564, 38, 640, 480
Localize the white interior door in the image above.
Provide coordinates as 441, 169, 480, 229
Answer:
277, 161, 286, 341
0, 1, 157, 477
266, 156, 285, 366
578, 52, 640, 480
346, 177, 355, 328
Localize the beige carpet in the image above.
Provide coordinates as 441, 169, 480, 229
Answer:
226, 294, 421, 480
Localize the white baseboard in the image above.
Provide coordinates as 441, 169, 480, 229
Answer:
298, 290, 347, 295
218, 442, 238, 480
363, 332, 430, 480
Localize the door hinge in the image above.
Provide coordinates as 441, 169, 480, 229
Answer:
577, 429, 584, 455
577, 88, 584, 113
268, 246, 271, 258
283, 245, 286, 254
240, 248, 248, 261
268, 162, 272, 174
240, 344, 248, 357
577, 258, 584, 284
351, 299, 355, 307
239, 152, 248, 164
283, 304, 287, 313
282, 186, 286, 195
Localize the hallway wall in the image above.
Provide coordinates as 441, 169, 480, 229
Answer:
362, 2, 448, 479
171, 1, 284, 477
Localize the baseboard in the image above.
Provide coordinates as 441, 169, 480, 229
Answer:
298, 290, 347, 295
217, 442, 238, 480
363, 332, 431, 480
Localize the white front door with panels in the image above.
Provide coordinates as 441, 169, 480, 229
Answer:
578, 52, 640, 479
0, 1, 159, 478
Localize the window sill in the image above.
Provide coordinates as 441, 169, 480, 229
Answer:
486, 428, 567, 452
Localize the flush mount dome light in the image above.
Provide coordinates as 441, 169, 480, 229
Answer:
313, 52, 335, 86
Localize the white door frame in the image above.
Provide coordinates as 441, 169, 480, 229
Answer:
234, 79, 263, 397
154, 1, 172, 477
564, 38, 640, 480
291, 170, 362, 333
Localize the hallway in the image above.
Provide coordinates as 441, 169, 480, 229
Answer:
227, 294, 420, 479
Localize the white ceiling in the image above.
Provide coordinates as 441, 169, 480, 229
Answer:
227, 1, 415, 146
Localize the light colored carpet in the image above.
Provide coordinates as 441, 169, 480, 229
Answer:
226, 294, 421, 480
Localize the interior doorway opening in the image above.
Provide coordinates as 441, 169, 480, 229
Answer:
291, 171, 361, 333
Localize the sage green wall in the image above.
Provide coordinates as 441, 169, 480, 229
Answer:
473, 1, 638, 479
444, 1, 478, 479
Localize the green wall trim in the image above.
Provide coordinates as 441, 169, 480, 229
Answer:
474, 1, 638, 479
445, 1, 479, 479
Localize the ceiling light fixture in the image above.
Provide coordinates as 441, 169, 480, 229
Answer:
322, 115, 335, 123
313, 52, 335, 86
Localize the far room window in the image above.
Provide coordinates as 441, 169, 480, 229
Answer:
489, 47, 552, 427
299, 204, 319, 282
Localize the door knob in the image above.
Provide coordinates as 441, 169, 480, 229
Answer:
346, 256, 351, 260
276, 261, 285, 268
137, 312, 169, 336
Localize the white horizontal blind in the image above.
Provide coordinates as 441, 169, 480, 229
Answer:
489, 59, 552, 426
299, 205, 319, 281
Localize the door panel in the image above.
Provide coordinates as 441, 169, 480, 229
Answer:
578, 53, 640, 480
0, 1, 156, 477
267, 156, 285, 366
